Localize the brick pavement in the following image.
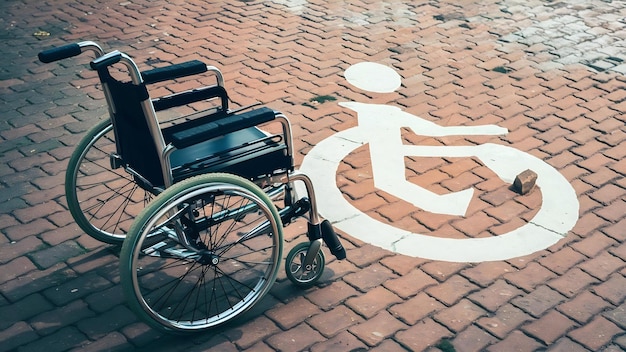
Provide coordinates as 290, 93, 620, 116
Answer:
1, 0, 625, 351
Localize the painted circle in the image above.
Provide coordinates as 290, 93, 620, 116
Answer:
344, 62, 402, 93
299, 128, 579, 262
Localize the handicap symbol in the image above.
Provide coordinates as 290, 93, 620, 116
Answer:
299, 62, 579, 262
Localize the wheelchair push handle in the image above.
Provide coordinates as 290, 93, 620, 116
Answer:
90, 51, 123, 70
38, 41, 105, 63
38, 43, 81, 63
39, 41, 223, 89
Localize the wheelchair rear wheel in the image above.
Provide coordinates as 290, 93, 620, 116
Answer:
65, 119, 153, 244
120, 173, 283, 333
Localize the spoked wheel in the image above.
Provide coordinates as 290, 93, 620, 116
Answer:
120, 173, 283, 333
285, 242, 325, 288
65, 119, 153, 244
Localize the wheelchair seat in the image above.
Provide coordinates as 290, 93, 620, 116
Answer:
165, 110, 292, 183
94, 58, 293, 192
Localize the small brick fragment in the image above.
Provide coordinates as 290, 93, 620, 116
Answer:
513, 169, 538, 195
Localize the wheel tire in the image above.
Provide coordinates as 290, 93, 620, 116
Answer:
120, 173, 283, 333
285, 242, 325, 288
65, 119, 153, 244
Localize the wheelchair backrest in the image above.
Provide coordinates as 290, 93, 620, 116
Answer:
96, 68, 166, 188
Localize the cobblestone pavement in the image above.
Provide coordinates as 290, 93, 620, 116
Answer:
1, 0, 626, 351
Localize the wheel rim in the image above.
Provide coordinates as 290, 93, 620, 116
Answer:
286, 242, 324, 286
128, 183, 281, 331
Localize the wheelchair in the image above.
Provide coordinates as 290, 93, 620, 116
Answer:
38, 41, 346, 333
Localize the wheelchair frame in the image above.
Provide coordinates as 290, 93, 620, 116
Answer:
39, 41, 345, 333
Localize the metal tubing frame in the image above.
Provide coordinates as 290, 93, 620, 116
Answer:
91, 45, 325, 237
287, 171, 322, 226
96, 52, 227, 189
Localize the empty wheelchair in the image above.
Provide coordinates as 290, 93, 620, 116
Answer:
38, 41, 346, 333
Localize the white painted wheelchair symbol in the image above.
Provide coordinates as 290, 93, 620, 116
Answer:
299, 62, 579, 262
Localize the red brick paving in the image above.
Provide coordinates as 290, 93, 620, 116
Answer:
1, 0, 626, 351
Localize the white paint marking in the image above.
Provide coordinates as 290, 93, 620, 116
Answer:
300, 126, 578, 262
344, 62, 401, 93
297, 62, 579, 262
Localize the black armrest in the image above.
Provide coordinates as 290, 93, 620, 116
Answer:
141, 60, 207, 84
152, 86, 228, 112
167, 107, 277, 149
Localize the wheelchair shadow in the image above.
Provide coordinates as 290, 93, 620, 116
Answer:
133, 268, 339, 351
4, 237, 340, 351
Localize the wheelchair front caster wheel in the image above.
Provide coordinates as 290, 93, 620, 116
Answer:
285, 242, 325, 288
